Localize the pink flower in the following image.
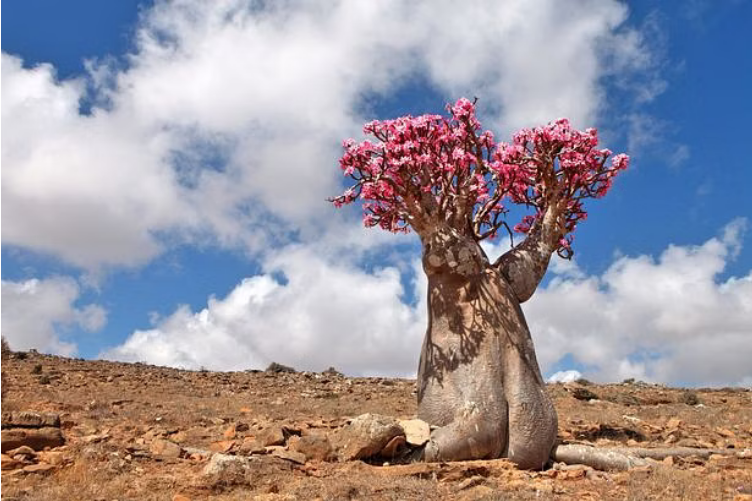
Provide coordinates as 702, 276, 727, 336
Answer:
332, 98, 628, 254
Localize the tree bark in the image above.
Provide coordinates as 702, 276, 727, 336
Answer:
552, 444, 735, 471
416, 226, 558, 469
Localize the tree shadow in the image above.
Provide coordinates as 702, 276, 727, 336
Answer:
418, 266, 547, 400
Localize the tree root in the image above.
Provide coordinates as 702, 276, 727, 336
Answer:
552, 444, 738, 471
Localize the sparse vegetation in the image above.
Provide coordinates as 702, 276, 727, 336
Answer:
1, 336, 11, 358
1, 351, 750, 500
680, 391, 701, 406
265, 362, 296, 373
570, 386, 599, 401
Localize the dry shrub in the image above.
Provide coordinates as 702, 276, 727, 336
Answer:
1, 336, 11, 359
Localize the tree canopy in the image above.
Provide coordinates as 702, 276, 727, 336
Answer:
332, 98, 628, 258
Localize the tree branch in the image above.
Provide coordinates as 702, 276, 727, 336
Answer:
552, 444, 742, 471
493, 202, 561, 303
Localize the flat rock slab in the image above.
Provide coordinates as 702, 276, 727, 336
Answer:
271, 449, 307, 465
1, 427, 64, 452
1, 412, 60, 429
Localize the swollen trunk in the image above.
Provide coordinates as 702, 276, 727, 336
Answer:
417, 230, 557, 469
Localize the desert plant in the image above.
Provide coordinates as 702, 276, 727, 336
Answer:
331, 98, 628, 468
1, 336, 11, 359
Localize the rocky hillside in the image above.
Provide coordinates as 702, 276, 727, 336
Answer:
1, 349, 751, 500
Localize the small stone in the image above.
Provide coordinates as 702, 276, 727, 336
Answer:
399, 419, 431, 447
457, 475, 486, 490
258, 426, 286, 447
666, 418, 682, 430
7, 445, 36, 457
171, 431, 187, 443
1, 454, 22, 470
238, 437, 266, 455
662, 456, 674, 466
172, 495, 191, 501
202, 453, 251, 476
150, 439, 183, 459
223, 425, 237, 439
209, 440, 236, 453
290, 434, 334, 462
271, 449, 307, 465
22, 463, 56, 474
737, 449, 752, 459
561, 468, 588, 480
38, 451, 66, 466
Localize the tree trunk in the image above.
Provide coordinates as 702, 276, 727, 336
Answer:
416, 226, 558, 470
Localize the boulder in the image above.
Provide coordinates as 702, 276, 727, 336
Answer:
332, 413, 405, 460
1, 427, 64, 452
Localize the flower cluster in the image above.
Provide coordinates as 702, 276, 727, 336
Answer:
331, 98, 628, 256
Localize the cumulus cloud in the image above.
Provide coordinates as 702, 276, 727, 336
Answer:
1, 277, 107, 355
103, 244, 427, 375
2, 0, 657, 271
104, 220, 751, 386
547, 370, 583, 384
527, 218, 752, 387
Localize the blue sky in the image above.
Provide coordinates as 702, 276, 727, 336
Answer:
2, 0, 750, 386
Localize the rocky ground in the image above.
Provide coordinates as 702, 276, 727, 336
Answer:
1, 349, 751, 500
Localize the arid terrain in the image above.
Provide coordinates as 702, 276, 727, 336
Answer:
1, 349, 751, 500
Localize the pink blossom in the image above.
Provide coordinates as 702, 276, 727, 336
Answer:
331, 97, 629, 249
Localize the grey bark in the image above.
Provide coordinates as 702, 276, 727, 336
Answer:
552, 444, 733, 471
416, 225, 558, 469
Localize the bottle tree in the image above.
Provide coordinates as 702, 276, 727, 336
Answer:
331, 98, 628, 469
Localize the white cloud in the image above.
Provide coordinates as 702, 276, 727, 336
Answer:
104, 220, 751, 386
527, 218, 752, 387
547, 370, 583, 384
1, 277, 107, 355
102, 244, 427, 375
3, 0, 657, 271
1, 55, 192, 269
